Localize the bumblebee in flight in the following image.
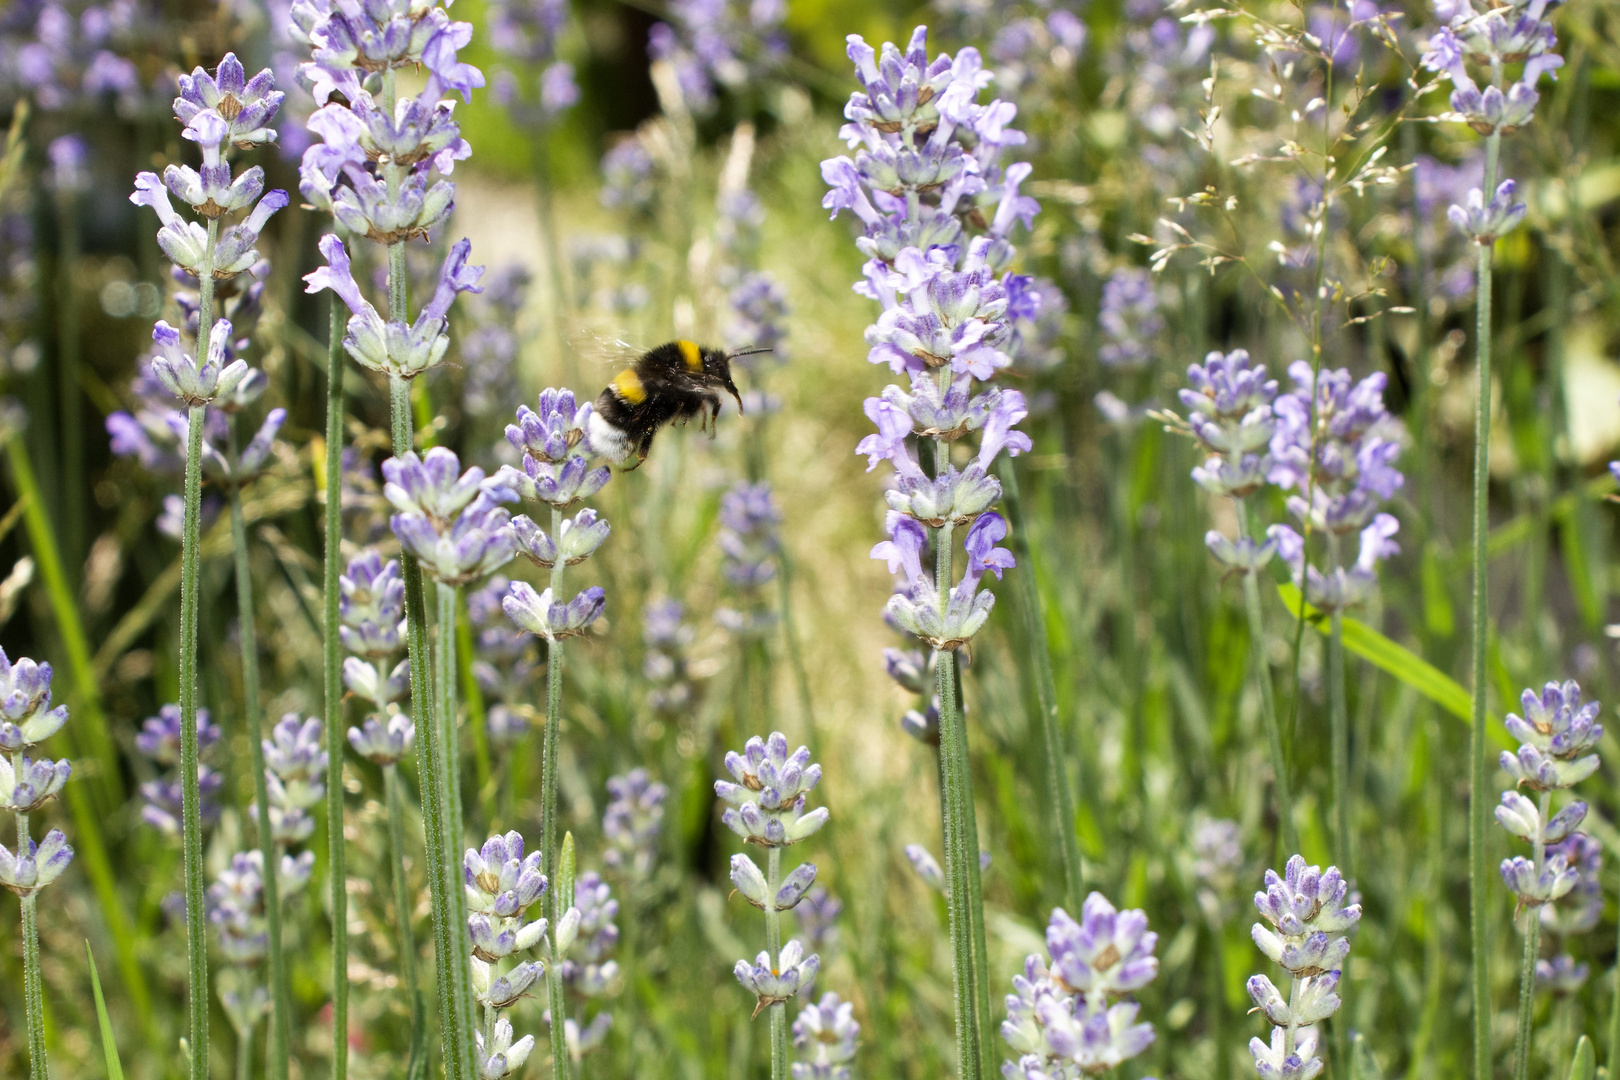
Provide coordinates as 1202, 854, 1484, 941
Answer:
589, 340, 764, 464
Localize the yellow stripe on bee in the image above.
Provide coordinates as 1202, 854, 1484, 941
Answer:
612, 368, 647, 404
676, 339, 703, 371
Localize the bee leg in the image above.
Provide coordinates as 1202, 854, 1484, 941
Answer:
702, 392, 721, 436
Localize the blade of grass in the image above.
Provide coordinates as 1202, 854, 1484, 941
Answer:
86, 941, 126, 1080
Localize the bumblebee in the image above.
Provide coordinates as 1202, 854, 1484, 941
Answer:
588, 340, 763, 464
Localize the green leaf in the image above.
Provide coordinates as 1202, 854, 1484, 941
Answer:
1350, 1032, 1385, 1080
1567, 1035, 1595, 1080
559, 831, 577, 914
1276, 583, 1507, 744
86, 941, 126, 1080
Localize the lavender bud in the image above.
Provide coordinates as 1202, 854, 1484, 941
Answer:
347, 705, 415, 765
734, 940, 819, 1014
792, 992, 859, 1079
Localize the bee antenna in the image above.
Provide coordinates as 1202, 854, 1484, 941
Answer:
728, 346, 775, 359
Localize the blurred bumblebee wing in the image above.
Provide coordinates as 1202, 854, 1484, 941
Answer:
568, 328, 648, 369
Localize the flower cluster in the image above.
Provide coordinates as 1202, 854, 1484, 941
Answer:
721, 733, 827, 1014
1180, 350, 1280, 573
1097, 268, 1163, 372
716, 481, 782, 638
642, 600, 697, 717
260, 715, 326, 866
1496, 681, 1601, 910
1246, 855, 1361, 1080
1420, 0, 1563, 244
1266, 362, 1405, 611
792, 991, 860, 1080
130, 55, 286, 287
500, 388, 613, 641
340, 551, 416, 765
468, 575, 542, 748
135, 703, 223, 836
826, 28, 1040, 649
1000, 893, 1159, 1078
556, 870, 619, 1060
1537, 833, 1601, 994
603, 768, 668, 882
384, 447, 518, 587
0, 650, 74, 897
209, 845, 312, 1036
648, 0, 788, 111
487, 0, 579, 123
465, 831, 559, 1078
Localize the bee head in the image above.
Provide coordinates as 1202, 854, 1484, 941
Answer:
702, 346, 746, 415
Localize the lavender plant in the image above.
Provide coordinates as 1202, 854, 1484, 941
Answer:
1246, 856, 1360, 1080
824, 26, 1066, 1074
1418, 2, 1570, 1072
720, 733, 828, 1079
999, 893, 1159, 1078
465, 831, 550, 1080
1494, 681, 1601, 1078
0, 650, 74, 1080
1179, 350, 1296, 854
128, 51, 286, 1080
500, 387, 613, 1080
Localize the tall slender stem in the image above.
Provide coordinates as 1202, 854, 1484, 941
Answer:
1468, 125, 1503, 1080
179, 215, 220, 1080
1235, 498, 1298, 857
385, 764, 428, 1080
934, 511, 984, 1080
541, 505, 573, 1080
226, 430, 289, 1080
235, 1024, 252, 1080
18, 808, 47, 1080
323, 292, 349, 1080
996, 456, 1083, 911
389, 371, 458, 1080
436, 579, 478, 1076
766, 847, 787, 1080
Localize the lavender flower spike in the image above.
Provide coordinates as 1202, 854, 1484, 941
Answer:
148, 319, 249, 407
735, 940, 820, 1017
502, 581, 606, 641
0, 650, 69, 751
715, 732, 828, 847
0, 830, 75, 897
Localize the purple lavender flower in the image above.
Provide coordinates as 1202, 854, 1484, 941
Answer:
0, 829, 73, 897
1245, 854, 1358, 1078
603, 768, 668, 879
600, 140, 656, 212
461, 266, 531, 415
735, 940, 819, 1015
560, 871, 619, 996
1097, 268, 1163, 370
347, 706, 415, 766
498, 388, 612, 508
792, 992, 859, 1079
383, 448, 518, 586
647, 0, 787, 112
261, 714, 328, 845
643, 600, 696, 715
1500, 681, 1601, 793
304, 234, 485, 380
1002, 898, 1159, 1077
338, 551, 406, 659
1448, 179, 1528, 243
135, 703, 221, 765
0, 650, 69, 751
503, 581, 606, 641
715, 732, 828, 847
141, 765, 225, 837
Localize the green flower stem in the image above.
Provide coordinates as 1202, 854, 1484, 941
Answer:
541, 504, 573, 1080
3, 434, 149, 1035
933, 512, 984, 1080
18, 808, 47, 1080
1513, 790, 1550, 1080
436, 578, 478, 1077
1234, 498, 1298, 858
226, 424, 289, 1080
386, 763, 428, 1080
235, 1025, 252, 1080
388, 370, 459, 1080
995, 455, 1083, 911
179, 215, 221, 1080
766, 846, 787, 1080
323, 291, 350, 1080
1468, 122, 1503, 1080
